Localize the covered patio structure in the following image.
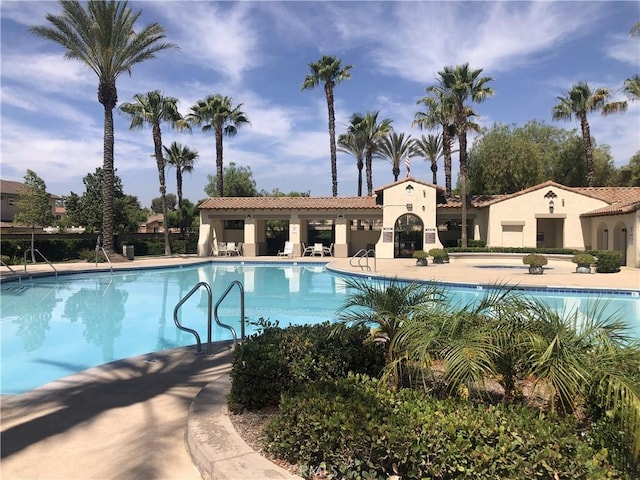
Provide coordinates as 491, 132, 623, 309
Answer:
197, 196, 382, 258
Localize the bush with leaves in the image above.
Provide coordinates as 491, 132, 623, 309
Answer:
593, 250, 623, 273
265, 374, 624, 479
228, 321, 384, 413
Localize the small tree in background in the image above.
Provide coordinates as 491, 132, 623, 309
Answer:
205, 162, 258, 197
151, 193, 177, 213
15, 170, 55, 262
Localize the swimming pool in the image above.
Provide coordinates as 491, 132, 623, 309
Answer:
1, 262, 639, 394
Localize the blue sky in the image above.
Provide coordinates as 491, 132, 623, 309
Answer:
1, 1, 639, 208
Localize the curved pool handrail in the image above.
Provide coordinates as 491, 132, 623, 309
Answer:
213, 280, 244, 346
24, 248, 57, 277
173, 281, 208, 354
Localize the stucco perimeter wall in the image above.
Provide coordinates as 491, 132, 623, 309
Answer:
486, 187, 607, 249
375, 180, 442, 259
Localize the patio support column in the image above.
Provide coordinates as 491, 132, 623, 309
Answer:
334, 216, 348, 257
243, 215, 258, 257
289, 213, 302, 257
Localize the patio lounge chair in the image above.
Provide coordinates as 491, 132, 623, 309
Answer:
312, 243, 324, 257
217, 242, 228, 256
226, 242, 240, 256
277, 241, 294, 258
302, 243, 314, 256
323, 243, 334, 256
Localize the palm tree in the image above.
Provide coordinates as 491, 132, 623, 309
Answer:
377, 132, 414, 181
186, 94, 249, 197
624, 75, 640, 101
631, 21, 640, 37
338, 127, 367, 196
350, 112, 393, 196
413, 92, 456, 196
120, 91, 182, 254
302, 55, 352, 197
31, 1, 175, 254
335, 277, 445, 388
428, 64, 494, 248
164, 142, 199, 235
552, 82, 627, 186
413, 134, 443, 185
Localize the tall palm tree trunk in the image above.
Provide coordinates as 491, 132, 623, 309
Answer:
176, 169, 184, 235
153, 123, 171, 255
579, 113, 595, 186
215, 125, 224, 196
325, 84, 338, 197
442, 127, 453, 196
458, 119, 469, 248
100, 90, 116, 254
431, 162, 438, 184
366, 148, 374, 196
357, 158, 363, 197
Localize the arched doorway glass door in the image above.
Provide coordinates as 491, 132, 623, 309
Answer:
394, 214, 424, 258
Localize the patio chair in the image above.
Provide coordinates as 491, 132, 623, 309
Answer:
277, 241, 294, 258
323, 243, 334, 256
312, 243, 324, 257
302, 243, 314, 256
226, 242, 240, 256
217, 242, 228, 256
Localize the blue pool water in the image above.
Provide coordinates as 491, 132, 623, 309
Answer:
1, 262, 639, 394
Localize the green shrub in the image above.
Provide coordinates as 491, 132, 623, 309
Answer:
522, 253, 548, 267
456, 239, 487, 247
572, 252, 597, 266
428, 248, 449, 262
1, 254, 12, 266
411, 250, 428, 259
228, 321, 385, 413
265, 375, 625, 479
594, 250, 622, 273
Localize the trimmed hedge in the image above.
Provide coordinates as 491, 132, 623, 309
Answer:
447, 246, 579, 255
588, 250, 623, 273
228, 321, 385, 413
265, 375, 625, 480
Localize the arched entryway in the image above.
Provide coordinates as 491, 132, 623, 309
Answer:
596, 222, 608, 250
613, 221, 628, 266
394, 213, 424, 258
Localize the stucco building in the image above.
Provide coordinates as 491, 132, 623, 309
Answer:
197, 179, 640, 267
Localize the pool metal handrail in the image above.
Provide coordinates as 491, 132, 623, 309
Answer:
214, 280, 245, 344
95, 246, 113, 273
350, 248, 376, 272
1, 259, 16, 273
173, 280, 243, 355
24, 248, 57, 277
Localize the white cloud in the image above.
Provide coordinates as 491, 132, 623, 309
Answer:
1, 119, 103, 187
605, 34, 640, 66
331, 2, 601, 82
151, 1, 261, 82
2, 53, 94, 94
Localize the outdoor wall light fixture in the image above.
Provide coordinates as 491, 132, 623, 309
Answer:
406, 203, 413, 211
548, 199, 554, 213
406, 184, 414, 196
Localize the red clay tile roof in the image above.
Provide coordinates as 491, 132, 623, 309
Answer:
581, 201, 640, 217
1, 179, 61, 199
0, 179, 26, 195
198, 196, 379, 210
573, 186, 640, 205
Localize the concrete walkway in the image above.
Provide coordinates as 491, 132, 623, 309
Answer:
1, 254, 638, 480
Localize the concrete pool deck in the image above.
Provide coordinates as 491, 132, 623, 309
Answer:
1, 254, 638, 480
